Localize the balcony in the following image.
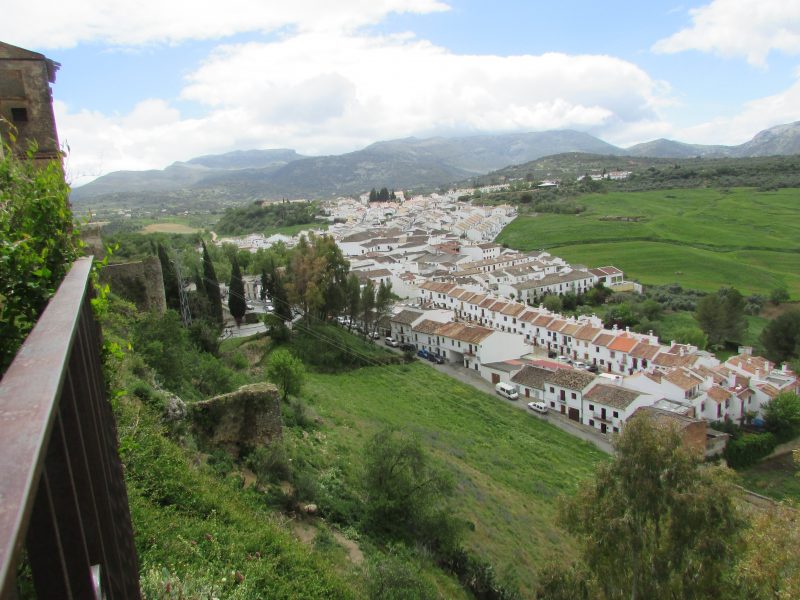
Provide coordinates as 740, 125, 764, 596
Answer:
0, 258, 140, 598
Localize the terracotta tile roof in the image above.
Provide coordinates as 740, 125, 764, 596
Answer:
488, 301, 508, 312
584, 384, 642, 409
608, 335, 638, 353
501, 303, 526, 317
532, 314, 555, 327
706, 386, 731, 403
544, 369, 597, 391
511, 365, 554, 389
419, 281, 457, 293
413, 319, 444, 335
727, 354, 773, 375
519, 310, 540, 323
593, 333, 615, 348
574, 325, 603, 341
435, 322, 494, 344
664, 369, 702, 390
480, 297, 497, 309
629, 342, 661, 360
654, 353, 695, 368
559, 323, 582, 336
391, 310, 423, 325
757, 383, 780, 398
547, 318, 567, 331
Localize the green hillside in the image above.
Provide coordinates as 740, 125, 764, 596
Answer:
497, 187, 800, 297
299, 363, 607, 594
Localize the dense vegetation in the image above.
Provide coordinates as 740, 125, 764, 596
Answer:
0, 146, 82, 373
497, 187, 800, 297
214, 201, 321, 236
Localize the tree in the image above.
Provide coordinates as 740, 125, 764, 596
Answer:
769, 287, 790, 305
157, 243, 181, 312
672, 326, 708, 350
695, 287, 745, 347
345, 273, 361, 330
228, 255, 246, 325
734, 503, 800, 600
763, 392, 800, 443
201, 241, 223, 325
561, 415, 742, 600
760, 309, 800, 363
361, 279, 376, 335
375, 280, 398, 334
266, 348, 305, 402
542, 294, 562, 313
363, 428, 461, 551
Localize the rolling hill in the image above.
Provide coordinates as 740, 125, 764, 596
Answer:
71, 122, 800, 208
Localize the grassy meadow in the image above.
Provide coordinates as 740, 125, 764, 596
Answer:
497, 187, 800, 297
296, 360, 608, 594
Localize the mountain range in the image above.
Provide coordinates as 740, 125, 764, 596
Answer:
71, 121, 800, 206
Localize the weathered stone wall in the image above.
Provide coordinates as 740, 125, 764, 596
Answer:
101, 257, 166, 314
0, 43, 60, 161
189, 383, 282, 457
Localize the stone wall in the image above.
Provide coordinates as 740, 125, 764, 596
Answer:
101, 257, 166, 314
189, 383, 282, 457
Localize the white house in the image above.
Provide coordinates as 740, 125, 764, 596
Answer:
543, 369, 597, 421
582, 383, 655, 435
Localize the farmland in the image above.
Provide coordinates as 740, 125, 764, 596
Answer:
497, 187, 800, 297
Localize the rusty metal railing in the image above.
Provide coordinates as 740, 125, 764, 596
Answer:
0, 257, 140, 599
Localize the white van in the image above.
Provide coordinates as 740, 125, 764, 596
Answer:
495, 382, 519, 400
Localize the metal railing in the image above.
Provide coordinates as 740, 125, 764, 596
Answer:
0, 257, 140, 599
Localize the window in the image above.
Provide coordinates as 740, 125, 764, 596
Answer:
613, 411, 619, 418
571, 392, 576, 400
613, 427, 619, 433
11, 107, 28, 123
701, 401, 705, 412
550, 401, 555, 408
589, 404, 594, 411
589, 419, 595, 426
549, 386, 555, 393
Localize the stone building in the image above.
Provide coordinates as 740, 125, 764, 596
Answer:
0, 41, 60, 162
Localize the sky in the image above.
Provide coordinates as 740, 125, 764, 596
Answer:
3, 0, 800, 185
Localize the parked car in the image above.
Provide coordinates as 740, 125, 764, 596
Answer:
384, 337, 399, 347
547, 350, 557, 359
586, 364, 599, 373
417, 348, 431, 360
428, 353, 445, 364
246, 303, 255, 310
369, 331, 380, 340
495, 382, 519, 401
573, 361, 587, 370
527, 401, 548, 414
400, 343, 416, 352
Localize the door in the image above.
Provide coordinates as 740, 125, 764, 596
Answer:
491, 373, 500, 384
525, 389, 530, 398
601, 423, 607, 434
601, 408, 607, 420
568, 407, 580, 422
560, 405, 566, 415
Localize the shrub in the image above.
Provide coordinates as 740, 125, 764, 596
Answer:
723, 432, 777, 468
246, 442, 291, 484
0, 147, 81, 373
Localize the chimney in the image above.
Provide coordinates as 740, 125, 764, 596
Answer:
755, 369, 761, 380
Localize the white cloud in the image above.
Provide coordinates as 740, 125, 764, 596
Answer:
676, 71, 800, 144
57, 32, 670, 183
1, 0, 449, 48
653, 0, 800, 66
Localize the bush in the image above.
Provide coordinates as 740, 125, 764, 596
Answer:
0, 147, 81, 373
723, 432, 777, 468
246, 442, 292, 485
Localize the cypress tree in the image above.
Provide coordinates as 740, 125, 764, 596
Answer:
201, 241, 223, 325
229, 255, 246, 325
157, 243, 181, 312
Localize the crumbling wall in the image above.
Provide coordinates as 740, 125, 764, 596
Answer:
101, 256, 166, 313
189, 383, 282, 457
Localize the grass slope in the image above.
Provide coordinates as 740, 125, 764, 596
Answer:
497, 188, 800, 296
302, 361, 607, 594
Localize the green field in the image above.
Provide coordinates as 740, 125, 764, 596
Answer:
298, 361, 607, 594
738, 450, 800, 504
497, 188, 800, 297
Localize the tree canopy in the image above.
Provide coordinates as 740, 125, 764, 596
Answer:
561, 415, 742, 600
695, 287, 746, 348
760, 309, 800, 364
266, 348, 305, 402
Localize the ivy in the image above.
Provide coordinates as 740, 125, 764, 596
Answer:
0, 143, 81, 374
